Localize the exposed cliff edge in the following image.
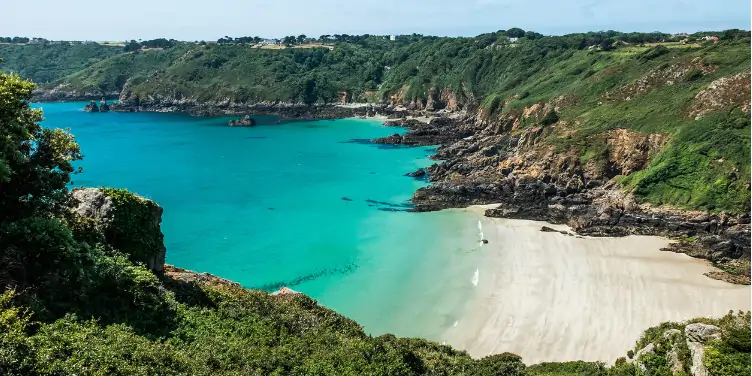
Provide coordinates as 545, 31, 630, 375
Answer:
71, 187, 166, 272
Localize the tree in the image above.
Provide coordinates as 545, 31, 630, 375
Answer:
600, 38, 615, 51
123, 40, 141, 52
0, 71, 82, 292
506, 28, 525, 38
0, 72, 81, 224
297, 34, 307, 44
283, 36, 297, 46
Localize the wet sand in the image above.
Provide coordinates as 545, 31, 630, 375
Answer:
444, 205, 750, 364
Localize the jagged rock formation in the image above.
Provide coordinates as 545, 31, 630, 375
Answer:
83, 100, 99, 112
99, 98, 110, 112
685, 323, 722, 376
405, 168, 427, 178
71, 188, 166, 271
228, 115, 256, 126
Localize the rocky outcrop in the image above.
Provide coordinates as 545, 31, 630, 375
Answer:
604, 58, 715, 102
99, 98, 110, 112
663, 329, 685, 374
71, 188, 166, 272
374, 116, 477, 146
405, 168, 427, 178
228, 115, 256, 126
688, 72, 751, 120
163, 265, 240, 287
383, 118, 425, 127
685, 323, 721, 376
83, 100, 99, 112
395, 100, 749, 282
271, 287, 301, 296
632, 343, 655, 372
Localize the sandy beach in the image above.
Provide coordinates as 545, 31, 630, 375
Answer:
444, 205, 750, 364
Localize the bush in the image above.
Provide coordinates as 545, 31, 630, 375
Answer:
638, 45, 670, 61
471, 353, 526, 376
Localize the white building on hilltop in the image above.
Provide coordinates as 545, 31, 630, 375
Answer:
390, 35, 396, 41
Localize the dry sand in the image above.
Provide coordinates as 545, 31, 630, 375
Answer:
444, 205, 750, 364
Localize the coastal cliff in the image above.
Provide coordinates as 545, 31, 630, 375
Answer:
391, 91, 750, 283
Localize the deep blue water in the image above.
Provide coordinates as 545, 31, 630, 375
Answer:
37, 102, 480, 339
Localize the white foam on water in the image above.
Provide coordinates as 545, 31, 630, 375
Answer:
478, 220, 485, 246
471, 268, 479, 287
453, 320, 459, 327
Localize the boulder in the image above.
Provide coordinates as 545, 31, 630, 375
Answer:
685, 323, 721, 376
228, 115, 256, 126
685, 323, 722, 343
71, 188, 166, 272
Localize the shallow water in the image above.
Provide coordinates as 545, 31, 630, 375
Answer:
37, 102, 482, 339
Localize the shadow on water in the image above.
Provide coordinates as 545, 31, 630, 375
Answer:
339, 138, 410, 150
255, 263, 360, 292
365, 199, 413, 212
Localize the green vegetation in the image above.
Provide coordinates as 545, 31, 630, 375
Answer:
0, 43, 121, 84
1, 64, 751, 373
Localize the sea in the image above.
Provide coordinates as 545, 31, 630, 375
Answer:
35, 102, 484, 342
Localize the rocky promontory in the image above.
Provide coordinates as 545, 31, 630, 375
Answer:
381, 101, 750, 284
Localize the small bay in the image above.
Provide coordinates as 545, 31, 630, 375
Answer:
36, 102, 482, 341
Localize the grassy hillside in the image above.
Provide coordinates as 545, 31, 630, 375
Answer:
0, 43, 122, 84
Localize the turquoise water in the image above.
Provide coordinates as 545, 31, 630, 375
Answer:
36, 102, 482, 340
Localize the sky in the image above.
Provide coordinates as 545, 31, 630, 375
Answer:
3, 0, 750, 41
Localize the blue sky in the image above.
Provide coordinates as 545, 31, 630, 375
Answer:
3, 0, 750, 40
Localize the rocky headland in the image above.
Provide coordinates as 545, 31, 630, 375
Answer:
374, 99, 750, 285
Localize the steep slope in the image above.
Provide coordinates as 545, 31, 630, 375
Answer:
0, 43, 121, 84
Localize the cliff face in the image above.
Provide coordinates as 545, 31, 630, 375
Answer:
71, 188, 166, 271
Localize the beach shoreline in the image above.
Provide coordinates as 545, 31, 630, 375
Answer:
442, 204, 750, 364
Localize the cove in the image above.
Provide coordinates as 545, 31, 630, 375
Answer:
36, 102, 483, 341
